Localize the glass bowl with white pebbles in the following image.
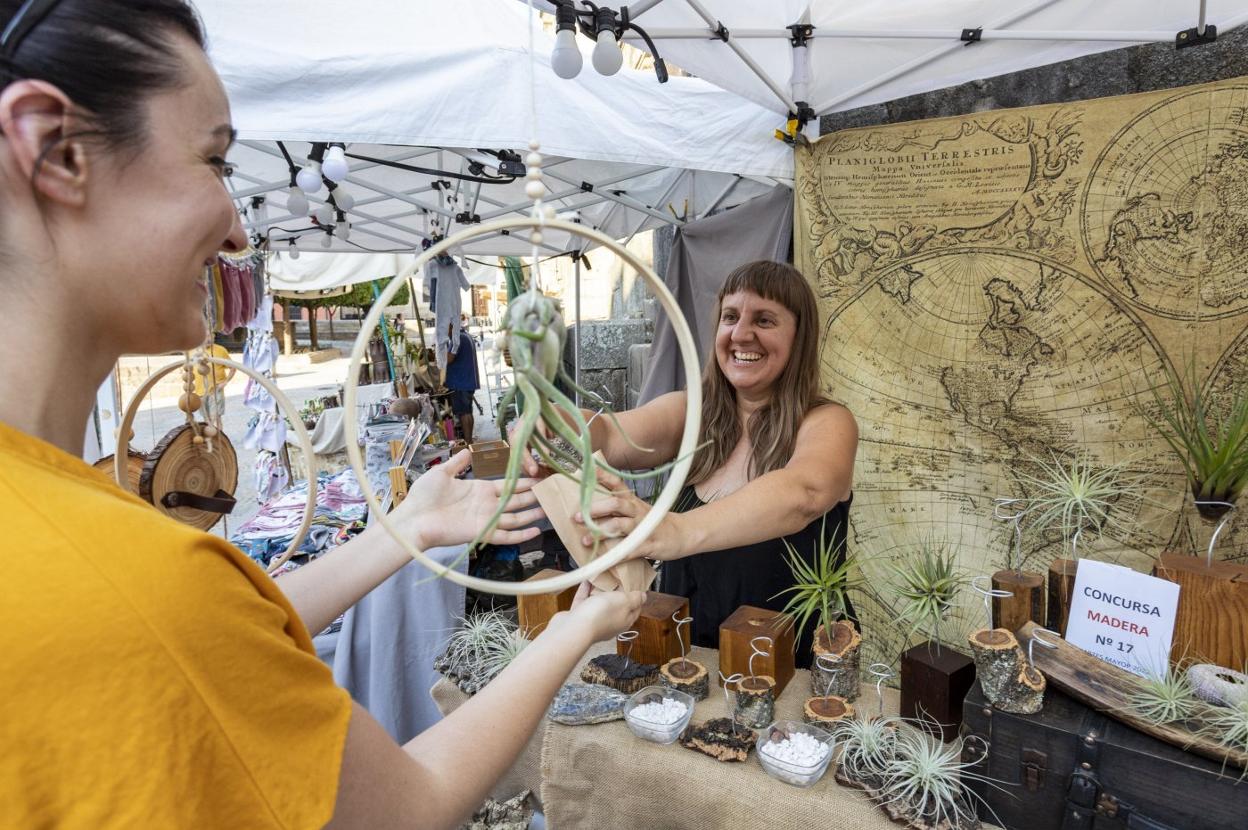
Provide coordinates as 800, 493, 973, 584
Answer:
755, 720, 835, 787
624, 686, 695, 744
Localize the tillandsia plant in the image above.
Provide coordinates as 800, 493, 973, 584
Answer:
834, 714, 900, 790
893, 538, 969, 650
1125, 664, 1202, 726
1198, 700, 1248, 779
1144, 361, 1248, 519
877, 722, 997, 830
773, 515, 859, 644
434, 611, 525, 695
474, 290, 690, 554
1013, 450, 1150, 560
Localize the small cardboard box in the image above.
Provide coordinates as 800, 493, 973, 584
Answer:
470, 439, 510, 479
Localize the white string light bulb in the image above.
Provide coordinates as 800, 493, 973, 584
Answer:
333, 187, 355, 210
314, 204, 334, 226
551, 26, 582, 79
320, 231, 333, 249
592, 29, 623, 76
287, 238, 300, 260
286, 185, 308, 217
296, 162, 323, 194
322, 144, 348, 181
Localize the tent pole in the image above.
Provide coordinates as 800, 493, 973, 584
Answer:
543, 168, 682, 226
813, 0, 1061, 114
479, 166, 668, 221
625, 169, 688, 247
681, 0, 798, 113
700, 175, 740, 219
1198, 0, 1208, 35
574, 252, 582, 408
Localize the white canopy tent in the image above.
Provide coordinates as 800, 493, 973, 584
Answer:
197, 0, 792, 270
529, 0, 1248, 121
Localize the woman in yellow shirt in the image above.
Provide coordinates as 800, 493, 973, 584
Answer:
0, 2, 644, 827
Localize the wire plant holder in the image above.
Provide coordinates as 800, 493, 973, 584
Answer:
719, 671, 746, 736
673, 611, 694, 671
1193, 500, 1236, 566
617, 630, 639, 669
1027, 627, 1059, 672
994, 497, 1028, 574
970, 575, 1013, 630
869, 663, 895, 719
815, 653, 843, 699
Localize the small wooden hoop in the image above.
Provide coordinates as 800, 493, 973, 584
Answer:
116, 356, 318, 573
343, 216, 702, 596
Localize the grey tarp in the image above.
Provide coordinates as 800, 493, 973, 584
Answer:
637, 186, 793, 406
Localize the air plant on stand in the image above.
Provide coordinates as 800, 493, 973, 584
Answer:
876, 723, 996, 830
893, 538, 969, 653
434, 610, 527, 696
1125, 664, 1201, 726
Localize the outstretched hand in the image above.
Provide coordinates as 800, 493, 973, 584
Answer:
549, 581, 646, 644
572, 467, 689, 562
395, 449, 545, 550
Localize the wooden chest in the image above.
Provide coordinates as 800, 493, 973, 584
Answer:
961, 681, 1245, 829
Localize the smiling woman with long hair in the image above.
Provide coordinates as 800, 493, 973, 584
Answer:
0, 2, 644, 827
530, 259, 859, 664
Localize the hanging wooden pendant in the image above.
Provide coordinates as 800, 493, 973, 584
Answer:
94, 447, 147, 495
139, 423, 238, 531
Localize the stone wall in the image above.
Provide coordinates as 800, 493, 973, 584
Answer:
821, 27, 1248, 134
563, 318, 651, 411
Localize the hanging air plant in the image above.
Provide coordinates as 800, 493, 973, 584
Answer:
1013, 450, 1150, 560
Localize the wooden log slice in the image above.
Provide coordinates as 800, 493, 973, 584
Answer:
967, 628, 1024, 708
811, 619, 862, 702
94, 447, 146, 495
996, 664, 1046, 715
735, 675, 776, 728
139, 423, 238, 532
660, 657, 709, 700
991, 569, 1045, 634
580, 653, 659, 695
803, 695, 853, 726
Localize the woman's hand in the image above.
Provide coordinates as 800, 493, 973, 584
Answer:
572, 468, 689, 562
393, 449, 544, 549
548, 581, 646, 644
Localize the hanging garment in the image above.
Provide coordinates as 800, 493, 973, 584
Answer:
425, 259, 469, 369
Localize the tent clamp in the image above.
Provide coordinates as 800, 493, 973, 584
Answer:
1176, 24, 1217, 49
787, 23, 814, 48
581, 181, 594, 193
711, 21, 729, 42
961, 28, 983, 44
455, 211, 481, 225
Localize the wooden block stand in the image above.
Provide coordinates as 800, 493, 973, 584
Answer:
899, 642, 976, 742
618, 592, 689, 667
1047, 559, 1078, 636
718, 605, 795, 696
516, 569, 577, 638
991, 569, 1045, 634
1154, 553, 1248, 670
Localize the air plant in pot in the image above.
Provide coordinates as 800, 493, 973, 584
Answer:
893, 538, 975, 741
1013, 450, 1150, 634
773, 515, 864, 702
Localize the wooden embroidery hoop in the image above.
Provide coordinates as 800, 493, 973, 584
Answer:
343, 216, 702, 596
116, 355, 318, 572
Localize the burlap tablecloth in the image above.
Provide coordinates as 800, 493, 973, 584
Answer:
433, 643, 1005, 829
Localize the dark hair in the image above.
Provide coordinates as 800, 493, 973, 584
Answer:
0, 0, 205, 155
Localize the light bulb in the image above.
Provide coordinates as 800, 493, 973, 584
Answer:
320, 232, 334, 249
339, 223, 351, 242
286, 186, 308, 217
592, 30, 622, 76
322, 144, 348, 181
333, 187, 354, 210
314, 204, 334, 225
296, 162, 323, 194
287, 239, 300, 260
551, 28, 582, 79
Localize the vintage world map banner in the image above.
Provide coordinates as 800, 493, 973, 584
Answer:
795, 77, 1248, 655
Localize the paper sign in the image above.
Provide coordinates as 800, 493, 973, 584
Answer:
1064, 560, 1179, 678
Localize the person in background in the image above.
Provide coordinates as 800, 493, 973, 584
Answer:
0, 3, 645, 827
445, 315, 480, 445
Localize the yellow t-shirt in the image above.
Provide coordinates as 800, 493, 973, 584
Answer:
193, 343, 233, 396
0, 421, 352, 828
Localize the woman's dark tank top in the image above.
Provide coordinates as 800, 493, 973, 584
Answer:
660, 486, 854, 668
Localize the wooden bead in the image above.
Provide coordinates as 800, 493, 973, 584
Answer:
192, 434, 205, 446
202, 425, 219, 438
178, 392, 202, 413
525, 180, 545, 200
196, 363, 210, 375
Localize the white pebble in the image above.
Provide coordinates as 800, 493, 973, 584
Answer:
629, 697, 687, 724
761, 731, 829, 767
